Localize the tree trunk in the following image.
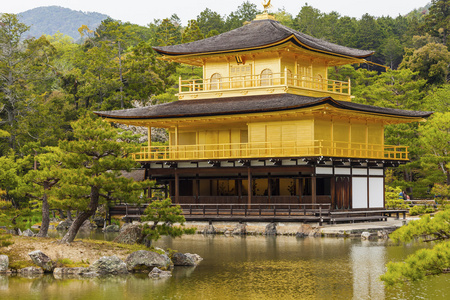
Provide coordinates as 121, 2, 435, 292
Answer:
60, 187, 100, 243
37, 191, 50, 237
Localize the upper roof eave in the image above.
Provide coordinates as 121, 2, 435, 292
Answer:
154, 35, 374, 60
153, 19, 374, 60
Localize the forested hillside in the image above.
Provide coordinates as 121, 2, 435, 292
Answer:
18, 6, 109, 40
0, 0, 449, 212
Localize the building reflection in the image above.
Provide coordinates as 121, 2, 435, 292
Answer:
351, 240, 386, 300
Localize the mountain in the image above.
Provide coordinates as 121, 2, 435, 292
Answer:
18, 6, 109, 40
406, 2, 432, 19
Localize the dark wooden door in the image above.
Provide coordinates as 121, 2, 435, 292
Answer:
335, 177, 351, 209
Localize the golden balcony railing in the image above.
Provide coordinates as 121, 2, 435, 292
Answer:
179, 71, 351, 96
132, 141, 408, 162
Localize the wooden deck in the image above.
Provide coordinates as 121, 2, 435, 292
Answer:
108, 203, 407, 225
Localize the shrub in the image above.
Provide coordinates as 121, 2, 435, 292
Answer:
409, 205, 435, 216
0, 230, 13, 248
140, 198, 186, 247
386, 186, 408, 209
431, 183, 450, 202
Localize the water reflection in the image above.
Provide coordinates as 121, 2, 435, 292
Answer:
1, 236, 449, 299
351, 241, 386, 300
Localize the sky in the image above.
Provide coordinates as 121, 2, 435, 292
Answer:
2, 0, 431, 26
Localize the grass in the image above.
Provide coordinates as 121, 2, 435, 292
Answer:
81, 239, 150, 254
55, 258, 89, 268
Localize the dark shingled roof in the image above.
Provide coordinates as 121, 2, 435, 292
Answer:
94, 94, 432, 120
120, 170, 145, 181
153, 19, 374, 58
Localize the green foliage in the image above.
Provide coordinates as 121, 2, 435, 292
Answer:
0, 230, 13, 248
382, 209, 450, 285
45, 114, 155, 243
224, 1, 260, 30
419, 112, 450, 185
400, 42, 450, 85
140, 198, 186, 245
423, 0, 450, 46
381, 240, 450, 286
55, 258, 89, 268
0, 202, 40, 231
409, 205, 435, 216
153, 17, 182, 47
391, 209, 450, 243
385, 186, 408, 209
423, 84, 450, 113
182, 20, 204, 44
431, 183, 450, 200
54, 114, 152, 209
196, 8, 225, 37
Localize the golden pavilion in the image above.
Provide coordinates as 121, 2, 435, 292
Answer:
95, 10, 431, 213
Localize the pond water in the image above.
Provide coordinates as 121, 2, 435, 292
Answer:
1, 234, 450, 300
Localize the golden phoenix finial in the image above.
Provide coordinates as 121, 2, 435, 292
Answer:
262, 0, 272, 13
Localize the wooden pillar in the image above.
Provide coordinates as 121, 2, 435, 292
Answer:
367, 171, 370, 209
247, 168, 252, 207
175, 172, 179, 204
268, 173, 271, 203
195, 175, 200, 204
312, 175, 317, 205
237, 173, 242, 203
331, 177, 336, 210
296, 177, 301, 203
174, 125, 178, 159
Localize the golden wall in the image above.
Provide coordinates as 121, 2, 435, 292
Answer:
203, 53, 328, 83
168, 117, 384, 159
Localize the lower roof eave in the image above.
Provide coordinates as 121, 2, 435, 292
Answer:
138, 156, 407, 168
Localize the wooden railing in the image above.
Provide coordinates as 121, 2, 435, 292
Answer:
179, 71, 350, 95
132, 141, 408, 161
178, 203, 331, 219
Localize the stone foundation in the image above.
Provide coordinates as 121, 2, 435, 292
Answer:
179, 220, 402, 238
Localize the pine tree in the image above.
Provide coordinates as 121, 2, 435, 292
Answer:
424, 0, 450, 46
56, 114, 153, 243
181, 20, 204, 44
381, 209, 450, 285
23, 149, 62, 237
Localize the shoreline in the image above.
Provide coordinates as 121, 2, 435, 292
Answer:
180, 217, 411, 237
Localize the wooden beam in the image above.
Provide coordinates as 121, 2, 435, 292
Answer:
146, 165, 314, 176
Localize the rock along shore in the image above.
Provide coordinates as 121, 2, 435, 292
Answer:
179, 218, 408, 238
0, 247, 202, 279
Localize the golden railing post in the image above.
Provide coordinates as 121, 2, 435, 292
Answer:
284, 68, 288, 86
348, 78, 351, 95
179, 76, 182, 93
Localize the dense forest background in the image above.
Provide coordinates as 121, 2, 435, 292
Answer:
1, 0, 450, 209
